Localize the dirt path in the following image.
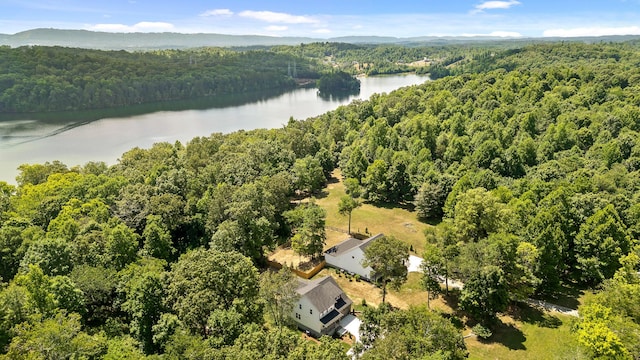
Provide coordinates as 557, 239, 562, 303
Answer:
523, 298, 579, 317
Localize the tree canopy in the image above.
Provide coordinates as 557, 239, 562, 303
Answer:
2, 39, 640, 358
362, 235, 409, 303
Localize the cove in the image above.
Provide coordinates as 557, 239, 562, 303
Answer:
0, 74, 428, 183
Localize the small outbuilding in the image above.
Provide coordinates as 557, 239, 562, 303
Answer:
323, 233, 383, 281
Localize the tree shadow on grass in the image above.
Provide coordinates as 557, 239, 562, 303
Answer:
312, 189, 330, 199
543, 282, 585, 309
509, 303, 563, 329
367, 200, 415, 212
326, 175, 339, 184
439, 289, 461, 312
532, 281, 586, 310
418, 217, 442, 226
489, 320, 527, 351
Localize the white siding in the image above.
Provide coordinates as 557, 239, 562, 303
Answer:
325, 248, 374, 280
292, 296, 322, 335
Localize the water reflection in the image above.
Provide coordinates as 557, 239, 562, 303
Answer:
0, 74, 429, 183
316, 88, 361, 102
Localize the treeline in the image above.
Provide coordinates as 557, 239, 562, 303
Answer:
1, 41, 640, 358
0, 124, 345, 357
0, 46, 319, 112
316, 71, 360, 93
301, 41, 640, 356
272, 42, 435, 75
271, 42, 518, 76
0, 42, 504, 114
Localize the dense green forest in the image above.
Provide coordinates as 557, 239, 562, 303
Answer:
316, 71, 361, 94
0, 42, 480, 113
1, 41, 640, 358
0, 46, 320, 113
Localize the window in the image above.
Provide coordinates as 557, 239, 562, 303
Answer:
299, 304, 302, 309
296, 313, 300, 319
310, 309, 313, 314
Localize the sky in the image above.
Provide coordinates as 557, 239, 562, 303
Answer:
1, 0, 640, 38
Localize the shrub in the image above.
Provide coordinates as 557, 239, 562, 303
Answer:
472, 323, 493, 340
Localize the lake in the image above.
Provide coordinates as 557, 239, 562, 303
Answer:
0, 74, 428, 183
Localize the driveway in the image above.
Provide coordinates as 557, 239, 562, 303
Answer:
407, 255, 424, 272
339, 314, 361, 342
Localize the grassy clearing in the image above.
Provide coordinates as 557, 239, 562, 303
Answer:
465, 306, 583, 360
314, 169, 430, 255
303, 169, 585, 359
317, 268, 449, 311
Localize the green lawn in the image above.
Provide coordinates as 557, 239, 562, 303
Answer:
312, 169, 585, 360
314, 169, 430, 255
466, 305, 585, 360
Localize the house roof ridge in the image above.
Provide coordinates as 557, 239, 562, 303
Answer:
296, 276, 351, 314
324, 233, 384, 257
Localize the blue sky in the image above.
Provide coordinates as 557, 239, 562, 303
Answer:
1, 0, 640, 38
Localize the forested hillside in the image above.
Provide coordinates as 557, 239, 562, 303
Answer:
0, 46, 319, 112
1, 41, 639, 358
305, 41, 640, 358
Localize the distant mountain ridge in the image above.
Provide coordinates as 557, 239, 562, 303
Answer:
1, 28, 640, 50
0, 28, 315, 49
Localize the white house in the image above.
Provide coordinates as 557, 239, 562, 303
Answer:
323, 233, 383, 281
292, 276, 353, 337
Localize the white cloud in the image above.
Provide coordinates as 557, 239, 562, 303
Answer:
265, 25, 288, 31
88, 21, 175, 32
90, 23, 130, 32
314, 28, 332, 34
474, 0, 521, 13
543, 26, 640, 37
239, 10, 318, 24
200, 9, 233, 17
135, 22, 174, 30
460, 31, 522, 37
489, 31, 522, 37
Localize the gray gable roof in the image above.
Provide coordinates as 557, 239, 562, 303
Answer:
297, 276, 351, 313
324, 233, 384, 257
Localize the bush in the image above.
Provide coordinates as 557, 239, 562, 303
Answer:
472, 323, 493, 340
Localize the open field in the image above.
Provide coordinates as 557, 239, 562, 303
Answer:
269, 168, 429, 268
298, 169, 586, 360
314, 169, 430, 256
316, 268, 451, 312
466, 309, 583, 360
316, 265, 582, 360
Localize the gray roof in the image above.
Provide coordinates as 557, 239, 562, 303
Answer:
297, 276, 352, 313
324, 233, 384, 257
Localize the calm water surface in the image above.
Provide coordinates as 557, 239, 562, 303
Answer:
0, 74, 428, 183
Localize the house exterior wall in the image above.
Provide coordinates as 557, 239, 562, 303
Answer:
291, 292, 352, 337
292, 296, 322, 336
325, 248, 374, 280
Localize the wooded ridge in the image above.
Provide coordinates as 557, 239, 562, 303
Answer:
0, 40, 639, 359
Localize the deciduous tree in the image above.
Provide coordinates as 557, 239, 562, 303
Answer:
362, 235, 409, 303
165, 248, 260, 336
459, 265, 509, 324
575, 204, 631, 285
258, 268, 299, 342
337, 195, 360, 235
